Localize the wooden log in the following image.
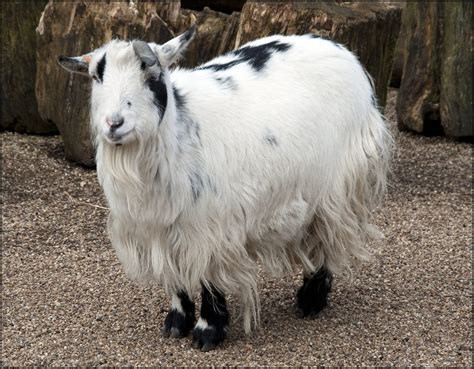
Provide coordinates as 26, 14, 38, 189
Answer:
439, 2, 472, 138
171, 7, 240, 68
235, 1, 402, 108
396, 2, 442, 135
181, 0, 246, 14
397, 2, 472, 138
390, 1, 408, 88
1, 1, 56, 134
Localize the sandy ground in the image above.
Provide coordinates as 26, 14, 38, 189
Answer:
1, 90, 472, 366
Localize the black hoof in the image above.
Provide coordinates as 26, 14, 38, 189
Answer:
192, 322, 227, 351
162, 309, 195, 339
297, 268, 332, 317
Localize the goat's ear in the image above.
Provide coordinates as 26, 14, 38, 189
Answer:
57, 54, 92, 76
156, 25, 196, 68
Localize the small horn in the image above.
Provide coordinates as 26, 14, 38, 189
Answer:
132, 40, 157, 67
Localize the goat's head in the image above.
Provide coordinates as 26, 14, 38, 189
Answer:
57, 26, 196, 146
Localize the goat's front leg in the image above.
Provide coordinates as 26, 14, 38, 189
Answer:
162, 291, 196, 338
192, 284, 229, 351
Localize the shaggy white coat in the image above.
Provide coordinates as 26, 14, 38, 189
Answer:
68, 33, 392, 333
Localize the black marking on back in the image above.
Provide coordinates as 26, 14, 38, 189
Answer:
308, 33, 343, 48
264, 128, 278, 146
199, 59, 242, 72
146, 73, 168, 119
96, 53, 106, 82
215, 76, 237, 90
198, 40, 291, 72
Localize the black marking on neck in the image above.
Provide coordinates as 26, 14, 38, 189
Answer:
189, 170, 204, 202
194, 122, 201, 142
96, 53, 106, 82
173, 86, 186, 111
146, 73, 168, 120
198, 40, 291, 72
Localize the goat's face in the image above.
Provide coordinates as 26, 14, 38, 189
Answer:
57, 26, 196, 146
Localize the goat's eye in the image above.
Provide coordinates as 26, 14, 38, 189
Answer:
126, 101, 132, 107
92, 75, 99, 82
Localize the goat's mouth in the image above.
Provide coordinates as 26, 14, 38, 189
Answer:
104, 129, 134, 145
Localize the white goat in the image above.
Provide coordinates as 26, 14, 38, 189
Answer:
58, 26, 392, 351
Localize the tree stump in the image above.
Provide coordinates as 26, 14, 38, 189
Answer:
235, 1, 402, 108
389, 1, 408, 88
1, 1, 56, 134
439, 2, 472, 138
396, 2, 472, 138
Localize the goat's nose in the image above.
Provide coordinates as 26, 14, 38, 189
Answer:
106, 114, 124, 130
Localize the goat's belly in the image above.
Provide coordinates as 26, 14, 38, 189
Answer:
257, 196, 310, 241
244, 195, 313, 272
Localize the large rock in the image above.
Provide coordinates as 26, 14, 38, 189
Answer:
36, 1, 241, 166
397, 2, 472, 138
1, 1, 56, 134
235, 2, 402, 108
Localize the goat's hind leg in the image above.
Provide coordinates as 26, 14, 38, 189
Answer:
296, 267, 332, 318
162, 291, 196, 338
192, 284, 229, 351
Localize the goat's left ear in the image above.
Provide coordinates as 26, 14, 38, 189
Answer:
57, 54, 92, 76
155, 25, 196, 68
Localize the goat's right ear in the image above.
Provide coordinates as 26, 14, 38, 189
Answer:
57, 54, 92, 76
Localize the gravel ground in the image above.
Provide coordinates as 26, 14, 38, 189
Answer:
2, 89, 472, 366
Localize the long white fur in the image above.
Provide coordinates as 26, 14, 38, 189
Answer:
76, 33, 392, 333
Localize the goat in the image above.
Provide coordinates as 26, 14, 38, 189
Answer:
58, 26, 392, 351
